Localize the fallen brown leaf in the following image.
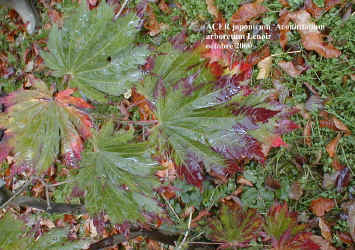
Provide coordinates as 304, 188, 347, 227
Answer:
230, 1, 267, 24
305, 0, 343, 18
326, 133, 341, 158
206, 0, 221, 19
278, 10, 290, 49
319, 217, 332, 241
158, 0, 170, 14
144, 4, 169, 36
257, 56, 272, 79
278, 60, 305, 77
304, 120, 312, 146
48, 9, 63, 27
288, 182, 303, 200
288, 10, 341, 58
237, 176, 254, 187
310, 197, 335, 217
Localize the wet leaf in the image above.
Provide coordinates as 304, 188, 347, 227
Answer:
41, 1, 149, 100
0, 76, 93, 171
310, 198, 335, 217
73, 121, 162, 223
288, 10, 341, 58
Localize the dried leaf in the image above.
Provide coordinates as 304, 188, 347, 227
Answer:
318, 218, 332, 241
278, 0, 290, 7
231, 1, 268, 24
206, 0, 221, 19
289, 182, 303, 200
145, 4, 169, 36
278, 10, 290, 49
305, 0, 343, 18
326, 133, 341, 158
158, 0, 170, 14
278, 60, 305, 77
257, 56, 272, 79
288, 10, 341, 58
304, 120, 313, 146
310, 198, 335, 217
47, 9, 63, 27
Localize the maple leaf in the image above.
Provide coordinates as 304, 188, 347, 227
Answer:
207, 205, 263, 248
265, 203, 320, 250
310, 197, 335, 217
72, 121, 162, 223
0, 76, 92, 171
0, 213, 28, 249
286, 10, 341, 58
41, 1, 148, 101
139, 43, 295, 188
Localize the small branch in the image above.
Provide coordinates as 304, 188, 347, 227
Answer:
177, 210, 193, 249
13, 196, 86, 214
0, 180, 30, 210
113, 0, 130, 21
88, 229, 180, 249
162, 194, 181, 223
271, 50, 302, 57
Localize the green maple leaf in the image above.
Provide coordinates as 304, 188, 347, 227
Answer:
0, 76, 93, 171
0, 213, 28, 249
73, 121, 162, 223
41, 1, 148, 101
141, 44, 288, 188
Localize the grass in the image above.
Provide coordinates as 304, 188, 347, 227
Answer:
0, 0, 354, 248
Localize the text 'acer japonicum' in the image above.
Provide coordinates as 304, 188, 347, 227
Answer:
138, 42, 298, 189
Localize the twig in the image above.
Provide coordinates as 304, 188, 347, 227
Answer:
36, 178, 51, 210
162, 194, 181, 223
47, 180, 73, 187
271, 50, 302, 57
0, 180, 31, 210
113, 0, 130, 21
177, 210, 193, 250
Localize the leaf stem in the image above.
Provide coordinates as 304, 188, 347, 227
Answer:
113, 0, 130, 21
0, 180, 31, 210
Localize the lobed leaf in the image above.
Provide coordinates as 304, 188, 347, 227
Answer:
41, 1, 148, 100
73, 121, 162, 223
0, 76, 92, 171
207, 205, 263, 248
